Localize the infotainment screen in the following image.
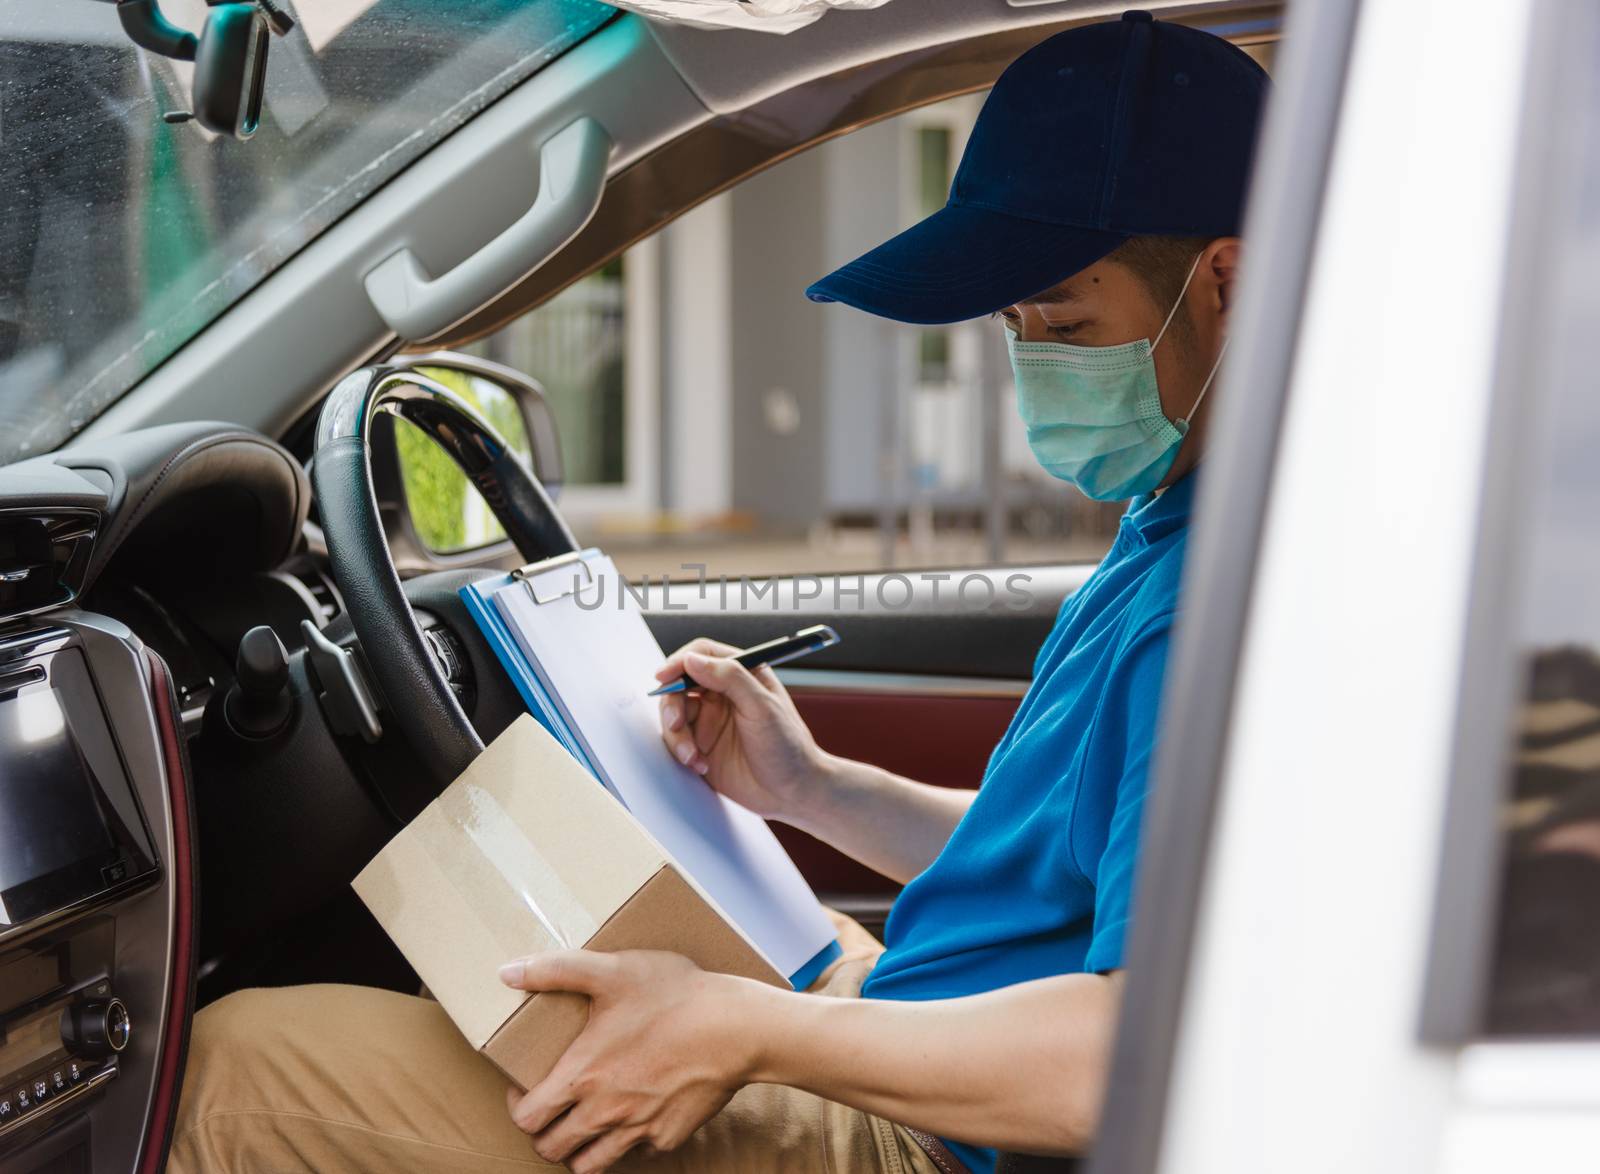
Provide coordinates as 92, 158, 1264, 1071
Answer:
0, 690, 121, 889
0, 645, 156, 930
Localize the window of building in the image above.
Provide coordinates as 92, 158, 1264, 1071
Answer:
470, 259, 627, 487
913, 125, 955, 386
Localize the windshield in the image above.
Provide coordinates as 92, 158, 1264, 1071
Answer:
0, 0, 613, 463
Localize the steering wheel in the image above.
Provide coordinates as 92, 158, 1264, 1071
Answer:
312, 365, 577, 785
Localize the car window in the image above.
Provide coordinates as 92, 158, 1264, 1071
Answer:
457, 95, 1130, 582
439, 43, 1273, 582
0, 0, 614, 464
1477, 8, 1600, 1038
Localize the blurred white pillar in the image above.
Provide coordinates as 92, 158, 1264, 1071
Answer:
662, 193, 733, 520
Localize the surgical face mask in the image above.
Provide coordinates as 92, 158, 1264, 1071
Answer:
1007, 253, 1226, 501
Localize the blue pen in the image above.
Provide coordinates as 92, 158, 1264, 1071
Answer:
649, 625, 840, 696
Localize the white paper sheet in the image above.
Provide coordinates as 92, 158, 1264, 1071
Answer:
491, 555, 836, 981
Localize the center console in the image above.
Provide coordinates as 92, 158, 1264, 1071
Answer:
0, 622, 163, 1164
0, 920, 129, 1143
0, 610, 190, 1173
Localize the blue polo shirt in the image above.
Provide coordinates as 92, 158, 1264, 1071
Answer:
861, 473, 1194, 1174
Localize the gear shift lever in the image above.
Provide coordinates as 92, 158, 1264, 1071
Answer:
224, 625, 292, 739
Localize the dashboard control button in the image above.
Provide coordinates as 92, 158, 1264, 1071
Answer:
49, 1068, 67, 1093
0, 1095, 13, 1120
31, 1078, 48, 1103
15, 1086, 30, 1111
107, 1000, 130, 1051
61, 998, 131, 1058
67, 1061, 84, 1084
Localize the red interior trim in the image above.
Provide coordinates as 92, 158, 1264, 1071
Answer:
138, 648, 198, 1174
782, 688, 1021, 895
793, 690, 1019, 788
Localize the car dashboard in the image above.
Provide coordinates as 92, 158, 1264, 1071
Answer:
0, 422, 320, 1173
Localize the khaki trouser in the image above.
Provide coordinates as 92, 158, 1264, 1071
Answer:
170, 913, 943, 1174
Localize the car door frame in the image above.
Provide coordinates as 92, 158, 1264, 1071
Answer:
1094, 0, 1561, 1172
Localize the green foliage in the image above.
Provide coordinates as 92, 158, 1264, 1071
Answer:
395, 416, 470, 552
394, 368, 533, 554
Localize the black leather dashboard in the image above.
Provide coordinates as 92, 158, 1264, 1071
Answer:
0, 420, 309, 597
58, 421, 310, 594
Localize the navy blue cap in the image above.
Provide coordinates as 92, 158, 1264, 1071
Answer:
805, 11, 1268, 325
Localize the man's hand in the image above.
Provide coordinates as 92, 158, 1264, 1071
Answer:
655, 637, 833, 824
655, 637, 977, 884
499, 949, 768, 1174
499, 947, 1122, 1166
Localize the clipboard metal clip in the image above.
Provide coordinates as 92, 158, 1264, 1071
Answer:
511, 549, 599, 605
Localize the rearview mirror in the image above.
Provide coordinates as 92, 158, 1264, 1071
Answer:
385, 353, 564, 557
192, 4, 272, 139
118, 0, 291, 140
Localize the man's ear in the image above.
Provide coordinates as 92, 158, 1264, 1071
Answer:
1206, 237, 1243, 332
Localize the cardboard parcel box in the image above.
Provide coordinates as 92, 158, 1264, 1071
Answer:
354, 714, 785, 1090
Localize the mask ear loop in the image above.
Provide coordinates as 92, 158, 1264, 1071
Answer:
1177, 338, 1228, 428
1151, 250, 1225, 428
1151, 251, 1207, 353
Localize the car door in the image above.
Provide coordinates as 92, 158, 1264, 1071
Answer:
1089, 1, 1600, 1172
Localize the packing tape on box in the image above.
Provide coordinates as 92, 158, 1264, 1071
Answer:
439, 782, 600, 950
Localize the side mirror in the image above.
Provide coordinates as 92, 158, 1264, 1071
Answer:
379, 352, 565, 559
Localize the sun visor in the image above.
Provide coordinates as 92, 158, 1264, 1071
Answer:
602, 0, 889, 35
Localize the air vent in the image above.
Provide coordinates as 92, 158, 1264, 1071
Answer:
294, 566, 344, 626
0, 509, 99, 621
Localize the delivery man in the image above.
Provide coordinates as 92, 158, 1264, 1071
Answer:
170, 12, 1266, 1174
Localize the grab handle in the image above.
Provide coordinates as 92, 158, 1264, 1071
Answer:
364, 116, 612, 340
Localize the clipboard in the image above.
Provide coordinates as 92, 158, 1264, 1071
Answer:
458, 565, 589, 764
459, 549, 841, 989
